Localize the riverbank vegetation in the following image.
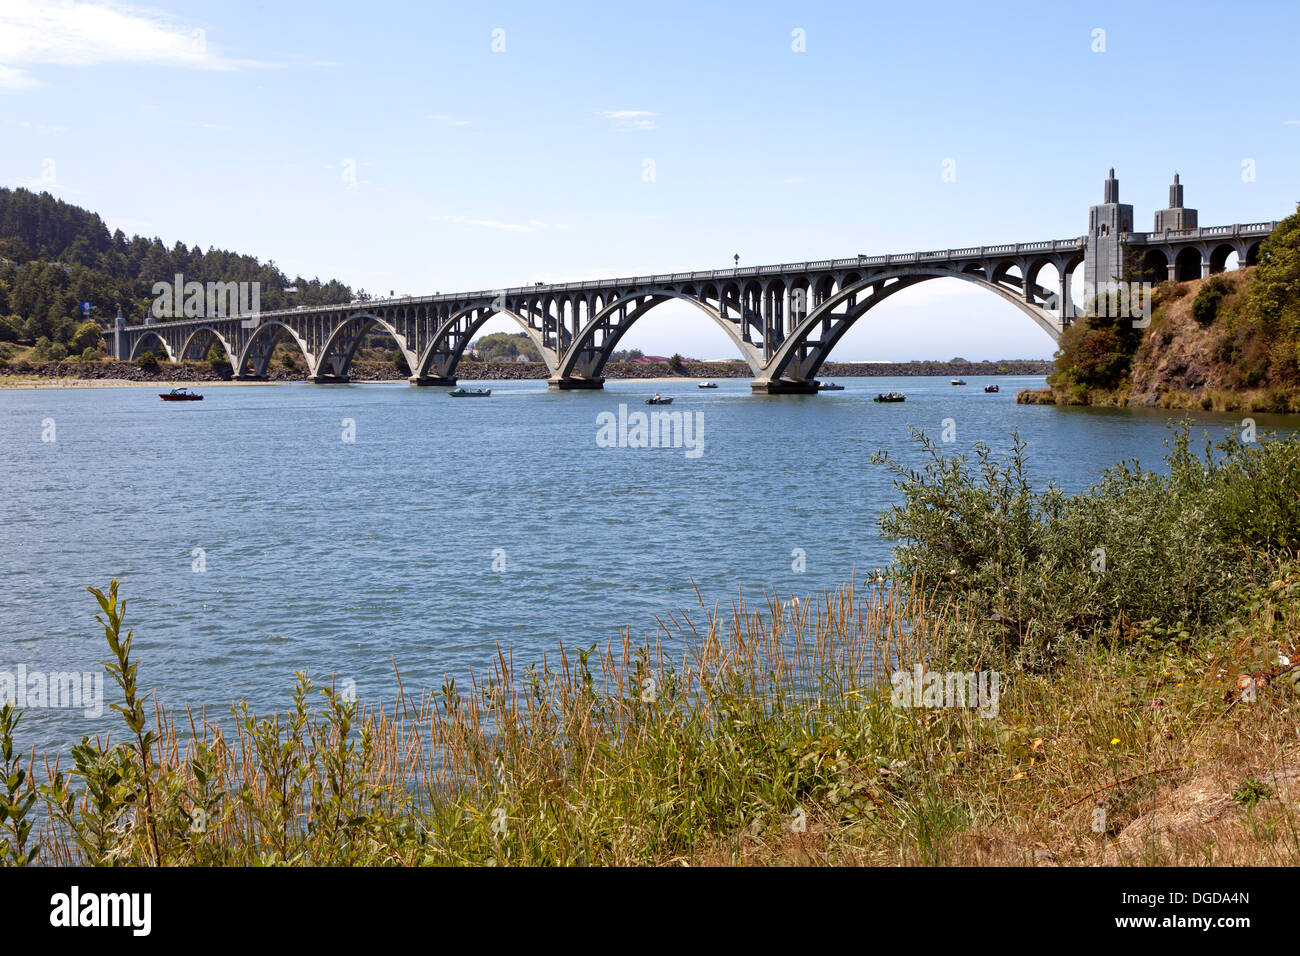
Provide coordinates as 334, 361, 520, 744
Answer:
1020, 203, 1300, 413
2, 427, 1297, 866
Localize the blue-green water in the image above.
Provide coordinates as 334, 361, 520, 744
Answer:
1, 376, 1293, 748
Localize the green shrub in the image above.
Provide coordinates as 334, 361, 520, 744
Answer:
70, 320, 103, 352
872, 426, 1300, 656
1192, 275, 1232, 325
137, 350, 159, 371
46, 341, 68, 362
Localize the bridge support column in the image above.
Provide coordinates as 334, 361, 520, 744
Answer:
547, 377, 604, 390
409, 375, 457, 387
750, 379, 818, 395
308, 374, 350, 384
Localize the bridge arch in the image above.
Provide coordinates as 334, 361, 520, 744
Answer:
315, 312, 417, 381
414, 303, 557, 382
236, 320, 312, 379
128, 329, 175, 362
1140, 248, 1170, 285
179, 326, 236, 364
765, 266, 1062, 385
556, 289, 763, 382
1209, 243, 1239, 275
1174, 247, 1202, 281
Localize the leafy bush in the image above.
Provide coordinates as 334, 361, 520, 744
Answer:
205, 341, 232, 377
1192, 274, 1232, 324
70, 320, 103, 352
1049, 300, 1144, 391
45, 342, 68, 362
137, 350, 159, 371
872, 426, 1300, 655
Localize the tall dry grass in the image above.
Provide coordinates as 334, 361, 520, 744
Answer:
3, 565, 1298, 867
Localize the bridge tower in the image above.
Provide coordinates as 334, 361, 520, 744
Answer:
1154, 172, 1197, 232
112, 307, 126, 359
1084, 168, 1134, 297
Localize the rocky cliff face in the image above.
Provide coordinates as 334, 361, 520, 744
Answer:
1127, 280, 1222, 405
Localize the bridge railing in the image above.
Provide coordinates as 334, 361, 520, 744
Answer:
1125, 221, 1278, 243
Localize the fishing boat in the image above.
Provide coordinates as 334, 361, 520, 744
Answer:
984, 384, 1000, 393
951, 378, 967, 386
873, 392, 906, 403
159, 387, 203, 402
645, 396, 674, 405
697, 381, 717, 389
817, 381, 845, 391
448, 387, 491, 397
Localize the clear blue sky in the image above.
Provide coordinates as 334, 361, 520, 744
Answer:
3, 0, 1297, 359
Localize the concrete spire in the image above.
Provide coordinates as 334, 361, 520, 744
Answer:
1103, 168, 1120, 204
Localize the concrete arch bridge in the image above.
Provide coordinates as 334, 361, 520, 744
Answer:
109, 171, 1278, 394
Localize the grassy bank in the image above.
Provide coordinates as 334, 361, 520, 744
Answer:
3, 429, 1298, 867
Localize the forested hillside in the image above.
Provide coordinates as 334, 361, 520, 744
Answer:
0, 187, 355, 354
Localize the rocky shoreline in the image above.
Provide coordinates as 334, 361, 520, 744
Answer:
2, 357, 1053, 385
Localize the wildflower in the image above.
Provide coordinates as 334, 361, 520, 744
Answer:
1110, 738, 1120, 746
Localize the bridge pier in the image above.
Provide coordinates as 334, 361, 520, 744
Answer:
547, 377, 605, 390
409, 375, 457, 387
308, 374, 350, 384
750, 379, 818, 395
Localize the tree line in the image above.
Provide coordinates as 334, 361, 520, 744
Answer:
0, 187, 356, 354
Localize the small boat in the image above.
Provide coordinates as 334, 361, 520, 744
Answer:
645, 396, 674, 405
984, 384, 1000, 393
817, 381, 845, 391
697, 381, 718, 389
951, 378, 967, 386
449, 387, 491, 397
159, 387, 203, 401
873, 392, 906, 403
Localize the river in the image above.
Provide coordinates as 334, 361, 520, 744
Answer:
2, 375, 1294, 749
